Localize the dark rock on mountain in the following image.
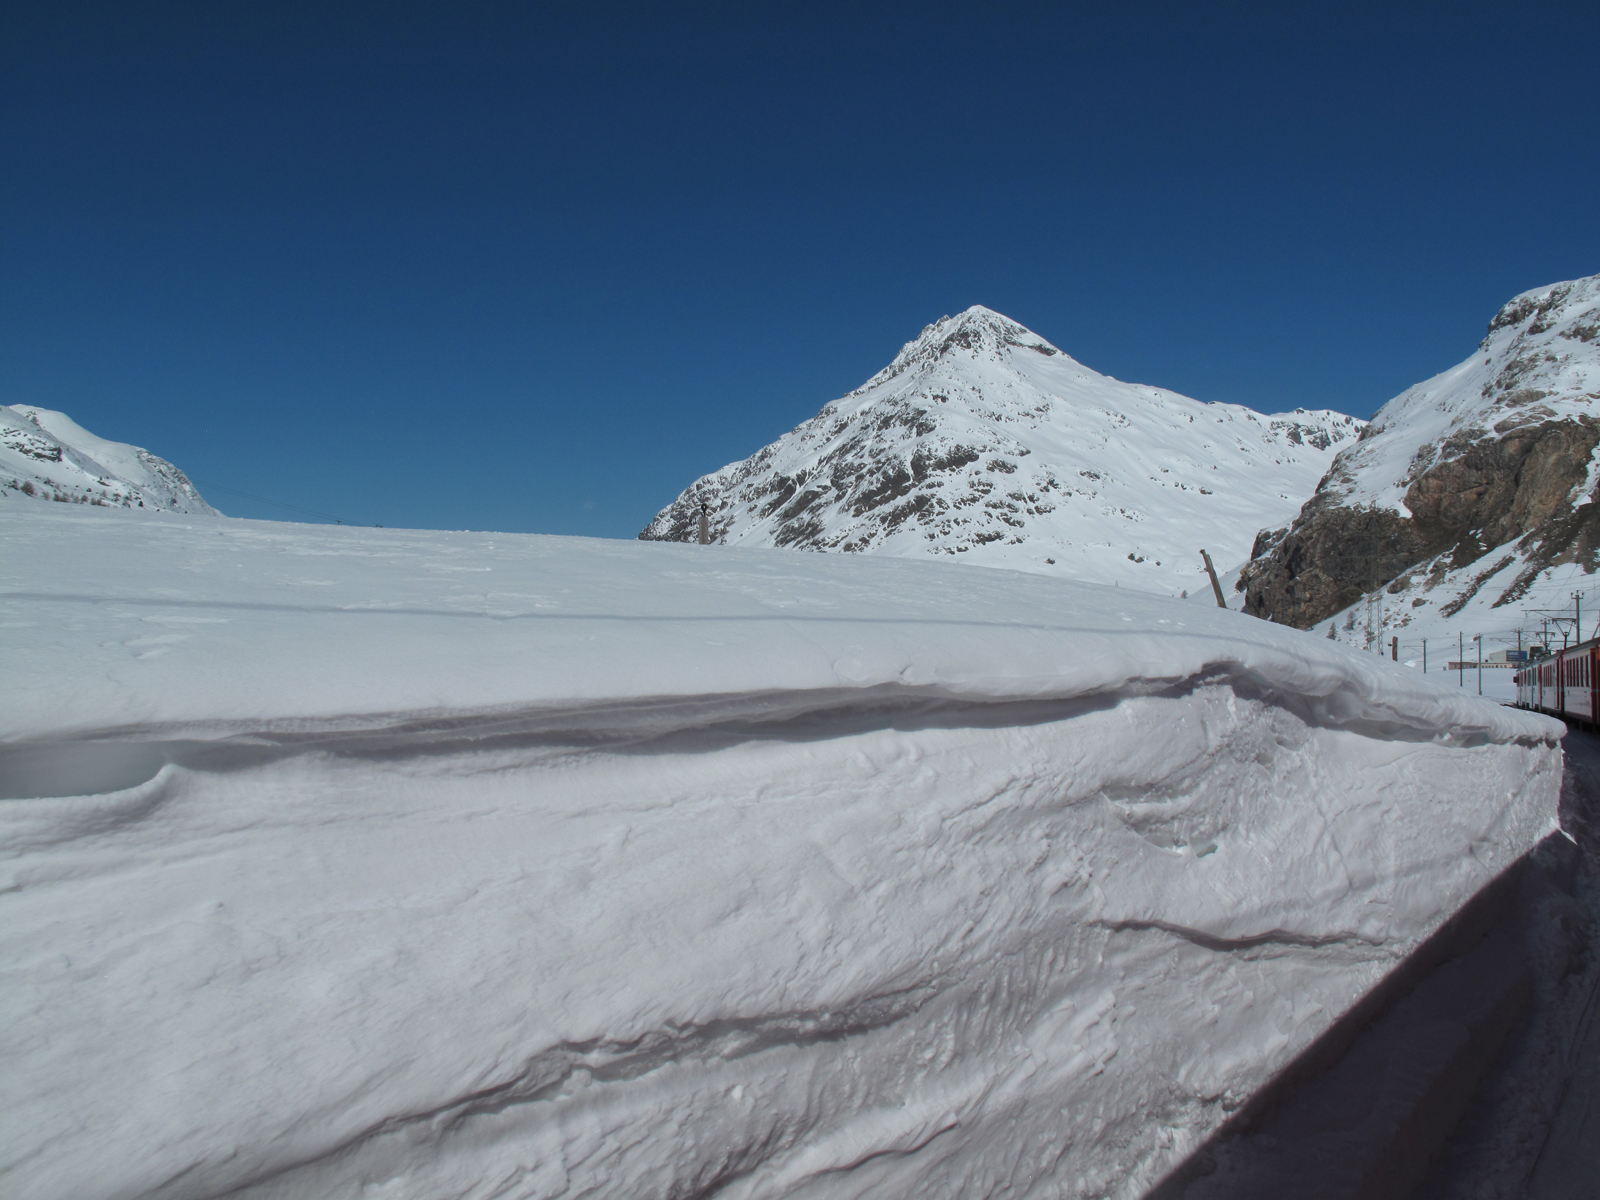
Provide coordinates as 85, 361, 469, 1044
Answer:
1242, 275, 1600, 630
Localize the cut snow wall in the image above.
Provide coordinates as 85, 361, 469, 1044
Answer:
0, 508, 1566, 1200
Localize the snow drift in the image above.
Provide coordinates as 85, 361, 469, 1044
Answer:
0, 505, 1563, 1200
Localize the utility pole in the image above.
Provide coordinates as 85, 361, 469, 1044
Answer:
1200, 550, 1227, 609
697, 501, 709, 546
1473, 634, 1483, 695
1391, 636, 1398, 662
1576, 592, 1583, 645
1422, 638, 1427, 673
1459, 632, 1464, 687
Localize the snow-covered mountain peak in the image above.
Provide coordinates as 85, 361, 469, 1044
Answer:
644, 307, 1363, 596
1485, 274, 1600, 342
850, 305, 1082, 398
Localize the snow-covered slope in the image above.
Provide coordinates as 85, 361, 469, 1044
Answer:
0, 404, 216, 514
1, 505, 1560, 1200
641, 307, 1362, 597
1242, 273, 1600, 677
1311, 275, 1597, 516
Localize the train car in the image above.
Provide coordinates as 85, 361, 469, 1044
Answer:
1561, 641, 1596, 725
1515, 638, 1599, 729
1515, 660, 1536, 709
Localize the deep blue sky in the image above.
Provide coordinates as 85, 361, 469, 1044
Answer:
4, 2, 1596, 535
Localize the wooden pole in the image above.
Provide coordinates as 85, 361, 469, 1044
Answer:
1391, 636, 1398, 661
697, 503, 709, 546
1200, 550, 1227, 609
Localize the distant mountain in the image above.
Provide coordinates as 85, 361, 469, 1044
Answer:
1, 405, 217, 515
641, 306, 1361, 596
1242, 273, 1599, 635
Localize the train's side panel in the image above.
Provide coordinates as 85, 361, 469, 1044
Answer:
1524, 655, 1564, 720
1593, 648, 1599, 725
1568, 648, 1597, 723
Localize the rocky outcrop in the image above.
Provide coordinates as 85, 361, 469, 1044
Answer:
1242, 275, 1600, 630
1243, 418, 1599, 627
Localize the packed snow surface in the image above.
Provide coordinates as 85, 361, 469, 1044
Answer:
0, 403, 217, 514
0, 506, 1562, 1200
643, 306, 1362, 597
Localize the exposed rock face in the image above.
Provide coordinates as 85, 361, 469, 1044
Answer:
1243, 275, 1600, 630
642, 306, 1361, 596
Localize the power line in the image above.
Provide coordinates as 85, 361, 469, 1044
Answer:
189, 479, 357, 525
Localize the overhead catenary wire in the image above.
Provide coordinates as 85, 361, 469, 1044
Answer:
188, 479, 361, 526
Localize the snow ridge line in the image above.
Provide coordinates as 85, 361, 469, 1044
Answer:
1092, 918, 1382, 954
0, 662, 1554, 798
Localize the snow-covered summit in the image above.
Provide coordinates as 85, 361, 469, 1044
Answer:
0, 404, 217, 515
851, 305, 1083, 393
641, 307, 1362, 597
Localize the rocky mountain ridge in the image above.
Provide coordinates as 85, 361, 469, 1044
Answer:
1242, 273, 1599, 635
1, 405, 217, 515
641, 306, 1362, 596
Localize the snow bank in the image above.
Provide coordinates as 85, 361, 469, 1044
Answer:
0, 506, 1563, 1200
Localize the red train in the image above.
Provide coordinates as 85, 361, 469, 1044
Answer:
1515, 639, 1598, 728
